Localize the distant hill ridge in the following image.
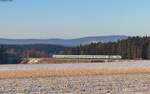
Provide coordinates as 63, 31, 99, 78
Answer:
0, 35, 128, 46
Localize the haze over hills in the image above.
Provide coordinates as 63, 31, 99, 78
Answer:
0, 35, 128, 46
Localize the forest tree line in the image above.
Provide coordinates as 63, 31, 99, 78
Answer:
6, 44, 68, 58
0, 44, 68, 64
0, 45, 7, 64
2, 36, 150, 64
63, 36, 150, 59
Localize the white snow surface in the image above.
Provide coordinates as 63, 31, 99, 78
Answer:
0, 60, 150, 71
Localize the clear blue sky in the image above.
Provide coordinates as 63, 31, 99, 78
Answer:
0, 0, 150, 39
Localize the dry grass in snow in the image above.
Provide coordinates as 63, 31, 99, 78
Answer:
1, 68, 150, 79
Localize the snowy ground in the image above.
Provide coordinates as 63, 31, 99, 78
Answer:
0, 60, 150, 71
0, 61, 150, 93
0, 74, 150, 94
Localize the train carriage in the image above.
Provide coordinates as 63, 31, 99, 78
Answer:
52, 55, 122, 59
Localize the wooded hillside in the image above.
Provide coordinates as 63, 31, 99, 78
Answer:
63, 36, 150, 59
0, 45, 7, 64
0, 44, 69, 64
6, 44, 69, 58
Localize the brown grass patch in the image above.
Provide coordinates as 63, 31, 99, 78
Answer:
0, 68, 150, 79
23, 58, 126, 64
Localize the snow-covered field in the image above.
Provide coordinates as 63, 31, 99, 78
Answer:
0, 60, 150, 71
0, 61, 150, 94
0, 61, 150, 93
1, 73, 150, 93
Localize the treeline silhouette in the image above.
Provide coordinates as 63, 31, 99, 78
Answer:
0, 45, 8, 64
0, 44, 68, 64
7, 44, 68, 58
63, 36, 150, 59
2, 36, 150, 64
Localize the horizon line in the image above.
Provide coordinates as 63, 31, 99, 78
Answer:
0, 35, 129, 40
